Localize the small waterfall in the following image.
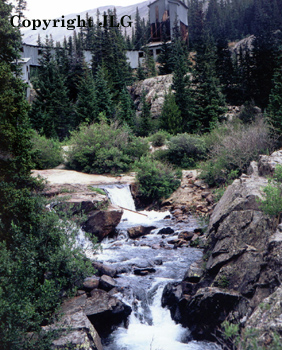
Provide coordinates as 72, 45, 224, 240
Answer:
101, 184, 136, 211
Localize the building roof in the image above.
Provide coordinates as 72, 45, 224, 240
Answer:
148, 0, 188, 9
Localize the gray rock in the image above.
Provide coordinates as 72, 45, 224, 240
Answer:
246, 286, 282, 345
258, 150, 282, 176
92, 261, 117, 278
83, 205, 123, 241
127, 225, 156, 239
99, 275, 116, 292
49, 311, 103, 350
184, 260, 204, 283
83, 276, 100, 292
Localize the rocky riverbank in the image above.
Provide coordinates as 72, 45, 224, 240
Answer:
162, 150, 282, 347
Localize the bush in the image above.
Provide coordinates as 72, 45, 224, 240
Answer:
165, 133, 207, 168
135, 156, 181, 203
66, 122, 149, 174
258, 165, 282, 218
150, 130, 170, 147
30, 131, 63, 169
200, 118, 275, 187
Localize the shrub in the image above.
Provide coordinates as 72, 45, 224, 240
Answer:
66, 122, 149, 174
135, 156, 181, 203
165, 133, 207, 168
258, 165, 282, 218
200, 117, 275, 187
150, 130, 170, 147
30, 131, 63, 169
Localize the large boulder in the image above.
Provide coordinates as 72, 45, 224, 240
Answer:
57, 290, 132, 340
83, 205, 123, 241
50, 311, 103, 350
86, 289, 132, 337
245, 285, 282, 345
163, 156, 282, 341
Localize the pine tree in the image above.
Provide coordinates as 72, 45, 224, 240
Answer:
116, 87, 135, 126
268, 53, 282, 138
157, 24, 173, 75
138, 89, 152, 137
171, 27, 196, 132
193, 32, 226, 132
94, 65, 113, 119
30, 44, 74, 140
75, 66, 98, 125
160, 89, 182, 134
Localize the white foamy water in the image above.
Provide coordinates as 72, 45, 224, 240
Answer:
84, 184, 221, 350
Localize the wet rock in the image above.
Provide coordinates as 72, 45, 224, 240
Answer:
178, 231, 194, 241
133, 267, 156, 275
92, 262, 117, 278
184, 260, 204, 283
157, 227, 174, 235
127, 225, 156, 239
161, 282, 183, 323
99, 275, 116, 292
83, 205, 123, 241
47, 311, 103, 350
183, 287, 244, 340
87, 289, 131, 337
153, 258, 163, 265
83, 277, 100, 292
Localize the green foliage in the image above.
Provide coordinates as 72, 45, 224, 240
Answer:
137, 90, 153, 137
200, 118, 274, 187
135, 156, 181, 203
221, 321, 281, 350
165, 133, 207, 168
160, 89, 182, 135
268, 59, 282, 141
238, 100, 259, 124
30, 131, 63, 169
150, 131, 170, 147
0, 196, 95, 350
88, 187, 106, 195
258, 165, 282, 218
67, 122, 149, 174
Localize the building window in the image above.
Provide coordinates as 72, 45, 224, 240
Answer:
156, 48, 161, 55
138, 52, 144, 58
38, 49, 42, 55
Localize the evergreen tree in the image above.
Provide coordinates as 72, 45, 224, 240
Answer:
160, 89, 182, 134
138, 89, 152, 137
0, 2, 93, 349
193, 32, 226, 132
116, 87, 135, 126
157, 24, 173, 75
268, 52, 282, 138
75, 66, 98, 125
171, 27, 196, 132
94, 65, 113, 118
30, 43, 74, 140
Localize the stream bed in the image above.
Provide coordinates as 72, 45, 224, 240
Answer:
80, 184, 221, 350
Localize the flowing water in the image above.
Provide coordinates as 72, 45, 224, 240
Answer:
80, 184, 221, 350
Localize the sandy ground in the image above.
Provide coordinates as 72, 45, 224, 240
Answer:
31, 169, 135, 185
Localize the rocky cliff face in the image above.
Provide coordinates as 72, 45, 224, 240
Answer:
162, 152, 282, 345
129, 74, 173, 118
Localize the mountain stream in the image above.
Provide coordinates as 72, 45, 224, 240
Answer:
78, 184, 221, 350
